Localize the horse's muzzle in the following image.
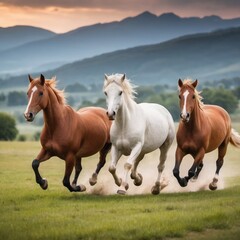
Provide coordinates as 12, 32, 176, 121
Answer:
180, 112, 190, 123
24, 112, 35, 122
106, 111, 115, 120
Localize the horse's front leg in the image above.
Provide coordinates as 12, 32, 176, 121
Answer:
186, 149, 205, 182
89, 142, 111, 186
118, 142, 142, 195
32, 148, 52, 190
173, 147, 187, 187
63, 154, 86, 192
109, 146, 122, 187
152, 141, 171, 195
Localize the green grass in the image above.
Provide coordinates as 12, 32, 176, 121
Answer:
0, 141, 240, 240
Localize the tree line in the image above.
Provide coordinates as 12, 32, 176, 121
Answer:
1, 84, 240, 140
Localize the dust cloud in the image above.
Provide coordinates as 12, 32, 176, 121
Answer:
79, 142, 239, 195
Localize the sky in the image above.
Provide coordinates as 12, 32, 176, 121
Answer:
0, 0, 240, 33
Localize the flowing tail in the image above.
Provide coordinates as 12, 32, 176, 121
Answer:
230, 128, 240, 148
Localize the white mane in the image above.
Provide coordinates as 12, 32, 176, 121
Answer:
103, 73, 137, 99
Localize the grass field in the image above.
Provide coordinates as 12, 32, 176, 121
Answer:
0, 141, 240, 240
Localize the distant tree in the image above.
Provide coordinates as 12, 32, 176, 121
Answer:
32, 131, 41, 141
0, 112, 18, 140
65, 83, 88, 92
233, 86, 240, 99
7, 91, 27, 106
202, 88, 238, 113
0, 93, 6, 102
17, 134, 27, 142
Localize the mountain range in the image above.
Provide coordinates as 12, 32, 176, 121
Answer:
2, 26, 240, 88
1, 11, 240, 76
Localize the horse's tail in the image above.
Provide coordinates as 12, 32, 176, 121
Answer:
230, 128, 240, 148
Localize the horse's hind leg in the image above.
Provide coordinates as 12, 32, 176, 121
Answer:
63, 154, 85, 192
152, 146, 169, 195
72, 157, 83, 189
130, 154, 144, 186
209, 142, 227, 191
89, 142, 111, 186
151, 142, 170, 195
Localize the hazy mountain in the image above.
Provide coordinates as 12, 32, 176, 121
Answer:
1, 12, 240, 75
0, 25, 56, 51
2, 27, 240, 88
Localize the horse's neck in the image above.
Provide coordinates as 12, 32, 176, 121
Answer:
189, 103, 204, 129
115, 96, 137, 126
43, 89, 66, 132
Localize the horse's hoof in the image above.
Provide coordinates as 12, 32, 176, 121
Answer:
134, 173, 143, 186
89, 173, 97, 186
179, 177, 188, 187
115, 178, 122, 187
124, 183, 129, 190
117, 189, 126, 195
74, 184, 86, 192
190, 176, 198, 182
41, 178, 48, 190
151, 185, 160, 195
209, 183, 217, 191
79, 184, 86, 192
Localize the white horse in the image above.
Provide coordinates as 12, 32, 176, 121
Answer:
103, 74, 175, 194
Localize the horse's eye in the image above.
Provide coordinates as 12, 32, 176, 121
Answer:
39, 92, 43, 96
119, 91, 123, 96
104, 91, 107, 96
193, 95, 195, 99
178, 95, 181, 99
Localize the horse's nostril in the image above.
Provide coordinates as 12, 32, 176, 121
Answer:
180, 113, 183, 119
113, 111, 116, 116
29, 112, 33, 118
186, 113, 190, 118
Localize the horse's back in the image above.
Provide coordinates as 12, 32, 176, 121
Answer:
139, 103, 174, 127
203, 104, 231, 130
139, 103, 175, 146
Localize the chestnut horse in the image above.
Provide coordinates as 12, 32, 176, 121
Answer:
173, 79, 240, 190
24, 74, 111, 192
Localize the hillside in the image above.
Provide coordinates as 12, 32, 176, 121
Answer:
0, 25, 56, 52
2, 27, 240, 88
1, 12, 240, 75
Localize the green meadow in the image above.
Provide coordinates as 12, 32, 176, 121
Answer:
0, 141, 240, 240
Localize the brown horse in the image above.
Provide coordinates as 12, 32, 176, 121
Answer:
173, 79, 240, 190
24, 74, 111, 192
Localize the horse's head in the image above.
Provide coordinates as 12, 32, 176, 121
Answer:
178, 79, 198, 123
103, 74, 125, 120
24, 74, 48, 122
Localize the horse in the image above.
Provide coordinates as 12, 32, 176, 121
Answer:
103, 73, 175, 194
24, 74, 112, 192
173, 79, 240, 190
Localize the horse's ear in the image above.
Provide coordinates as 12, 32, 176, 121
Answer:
192, 79, 198, 88
28, 74, 33, 83
178, 79, 183, 88
104, 74, 108, 81
40, 74, 45, 86
121, 74, 126, 82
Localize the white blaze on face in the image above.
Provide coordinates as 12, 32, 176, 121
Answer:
24, 86, 38, 114
182, 90, 189, 117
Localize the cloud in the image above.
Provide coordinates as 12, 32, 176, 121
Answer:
2, 0, 240, 11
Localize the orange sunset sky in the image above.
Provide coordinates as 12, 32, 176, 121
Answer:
0, 0, 240, 33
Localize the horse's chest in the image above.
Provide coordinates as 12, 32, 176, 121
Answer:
115, 138, 132, 155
